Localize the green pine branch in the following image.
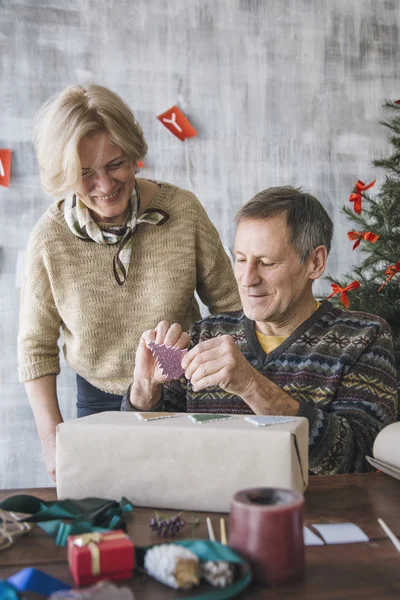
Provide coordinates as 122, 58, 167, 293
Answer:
325, 100, 400, 393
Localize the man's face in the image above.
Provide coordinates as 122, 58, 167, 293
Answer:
234, 216, 316, 330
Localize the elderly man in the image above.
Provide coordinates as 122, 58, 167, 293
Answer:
122, 186, 397, 474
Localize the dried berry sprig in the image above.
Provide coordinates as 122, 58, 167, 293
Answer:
149, 512, 200, 537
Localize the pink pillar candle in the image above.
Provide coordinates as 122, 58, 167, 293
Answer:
229, 487, 305, 586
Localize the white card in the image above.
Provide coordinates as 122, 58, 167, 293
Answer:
245, 416, 295, 427
136, 412, 181, 422
312, 523, 369, 544
188, 414, 234, 424
304, 526, 324, 546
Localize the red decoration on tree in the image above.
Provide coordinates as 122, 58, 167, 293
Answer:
347, 231, 380, 250
349, 179, 376, 214
378, 261, 400, 292
326, 281, 361, 308
394, 100, 400, 105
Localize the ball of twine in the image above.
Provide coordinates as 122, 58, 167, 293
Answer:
0, 509, 31, 551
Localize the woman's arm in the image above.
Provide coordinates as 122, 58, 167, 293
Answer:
192, 197, 241, 314
18, 225, 64, 481
24, 375, 63, 482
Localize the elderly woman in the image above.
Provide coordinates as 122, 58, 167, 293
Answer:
18, 84, 241, 480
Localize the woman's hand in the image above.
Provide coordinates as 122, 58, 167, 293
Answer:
41, 433, 57, 483
130, 321, 189, 409
24, 376, 62, 484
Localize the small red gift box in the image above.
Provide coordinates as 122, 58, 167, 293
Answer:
67, 530, 135, 587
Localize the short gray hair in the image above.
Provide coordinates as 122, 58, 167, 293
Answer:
235, 186, 333, 262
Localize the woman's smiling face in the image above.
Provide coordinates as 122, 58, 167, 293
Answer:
76, 131, 136, 223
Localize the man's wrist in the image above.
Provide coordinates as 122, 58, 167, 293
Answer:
241, 370, 299, 416
240, 372, 267, 406
130, 376, 162, 410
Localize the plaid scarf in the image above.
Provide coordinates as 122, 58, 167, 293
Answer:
64, 182, 169, 285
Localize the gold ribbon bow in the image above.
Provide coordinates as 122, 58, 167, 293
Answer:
71, 531, 127, 576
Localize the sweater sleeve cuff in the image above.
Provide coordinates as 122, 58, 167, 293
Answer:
18, 358, 61, 382
297, 401, 318, 426
121, 384, 134, 411
120, 383, 165, 412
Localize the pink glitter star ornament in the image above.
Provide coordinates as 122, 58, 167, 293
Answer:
148, 342, 188, 380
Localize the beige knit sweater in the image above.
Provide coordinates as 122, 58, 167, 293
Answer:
18, 181, 241, 394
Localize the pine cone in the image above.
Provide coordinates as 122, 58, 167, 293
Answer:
144, 544, 200, 590
202, 560, 235, 587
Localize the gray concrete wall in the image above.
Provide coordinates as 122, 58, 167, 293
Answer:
1, 0, 398, 487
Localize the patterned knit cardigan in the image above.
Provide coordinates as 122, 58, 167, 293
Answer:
122, 302, 398, 475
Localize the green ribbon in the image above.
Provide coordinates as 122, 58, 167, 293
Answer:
136, 539, 252, 600
0, 581, 19, 600
0, 495, 134, 547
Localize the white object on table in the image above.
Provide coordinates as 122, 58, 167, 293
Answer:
304, 526, 324, 546
378, 518, 400, 553
206, 517, 216, 542
312, 522, 369, 544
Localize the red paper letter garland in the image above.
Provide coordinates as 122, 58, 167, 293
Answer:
0, 149, 12, 188
157, 106, 197, 141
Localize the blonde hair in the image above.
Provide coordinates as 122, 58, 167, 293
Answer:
33, 84, 148, 197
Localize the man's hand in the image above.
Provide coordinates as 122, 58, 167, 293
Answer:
182, 335, 256, 396
182, 334, 300, 416
131, 321, 190, 409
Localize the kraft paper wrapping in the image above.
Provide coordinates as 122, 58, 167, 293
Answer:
56, 413, 308, 512
373, 422, 400, 471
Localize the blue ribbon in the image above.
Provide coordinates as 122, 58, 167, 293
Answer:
3, 567, 70, 596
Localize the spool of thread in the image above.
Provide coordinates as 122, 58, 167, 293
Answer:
228, 487, 305, 586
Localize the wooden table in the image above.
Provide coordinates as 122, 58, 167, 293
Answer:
1, 473, 400, 598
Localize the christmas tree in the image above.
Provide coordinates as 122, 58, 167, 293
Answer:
325, 100, 400, 387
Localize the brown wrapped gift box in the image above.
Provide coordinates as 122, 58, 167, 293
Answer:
56, 412, 308, 512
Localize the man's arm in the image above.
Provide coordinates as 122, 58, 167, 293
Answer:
303, 329, 397, 474
183, 334, 301, 415
182, 330, 398, 474
121, 378, 188, 413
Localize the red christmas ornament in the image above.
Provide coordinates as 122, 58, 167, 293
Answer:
378, 260, 400, 292
349, 179, 376, 214
347, 231, 380, 250
327, 281, 360, 308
